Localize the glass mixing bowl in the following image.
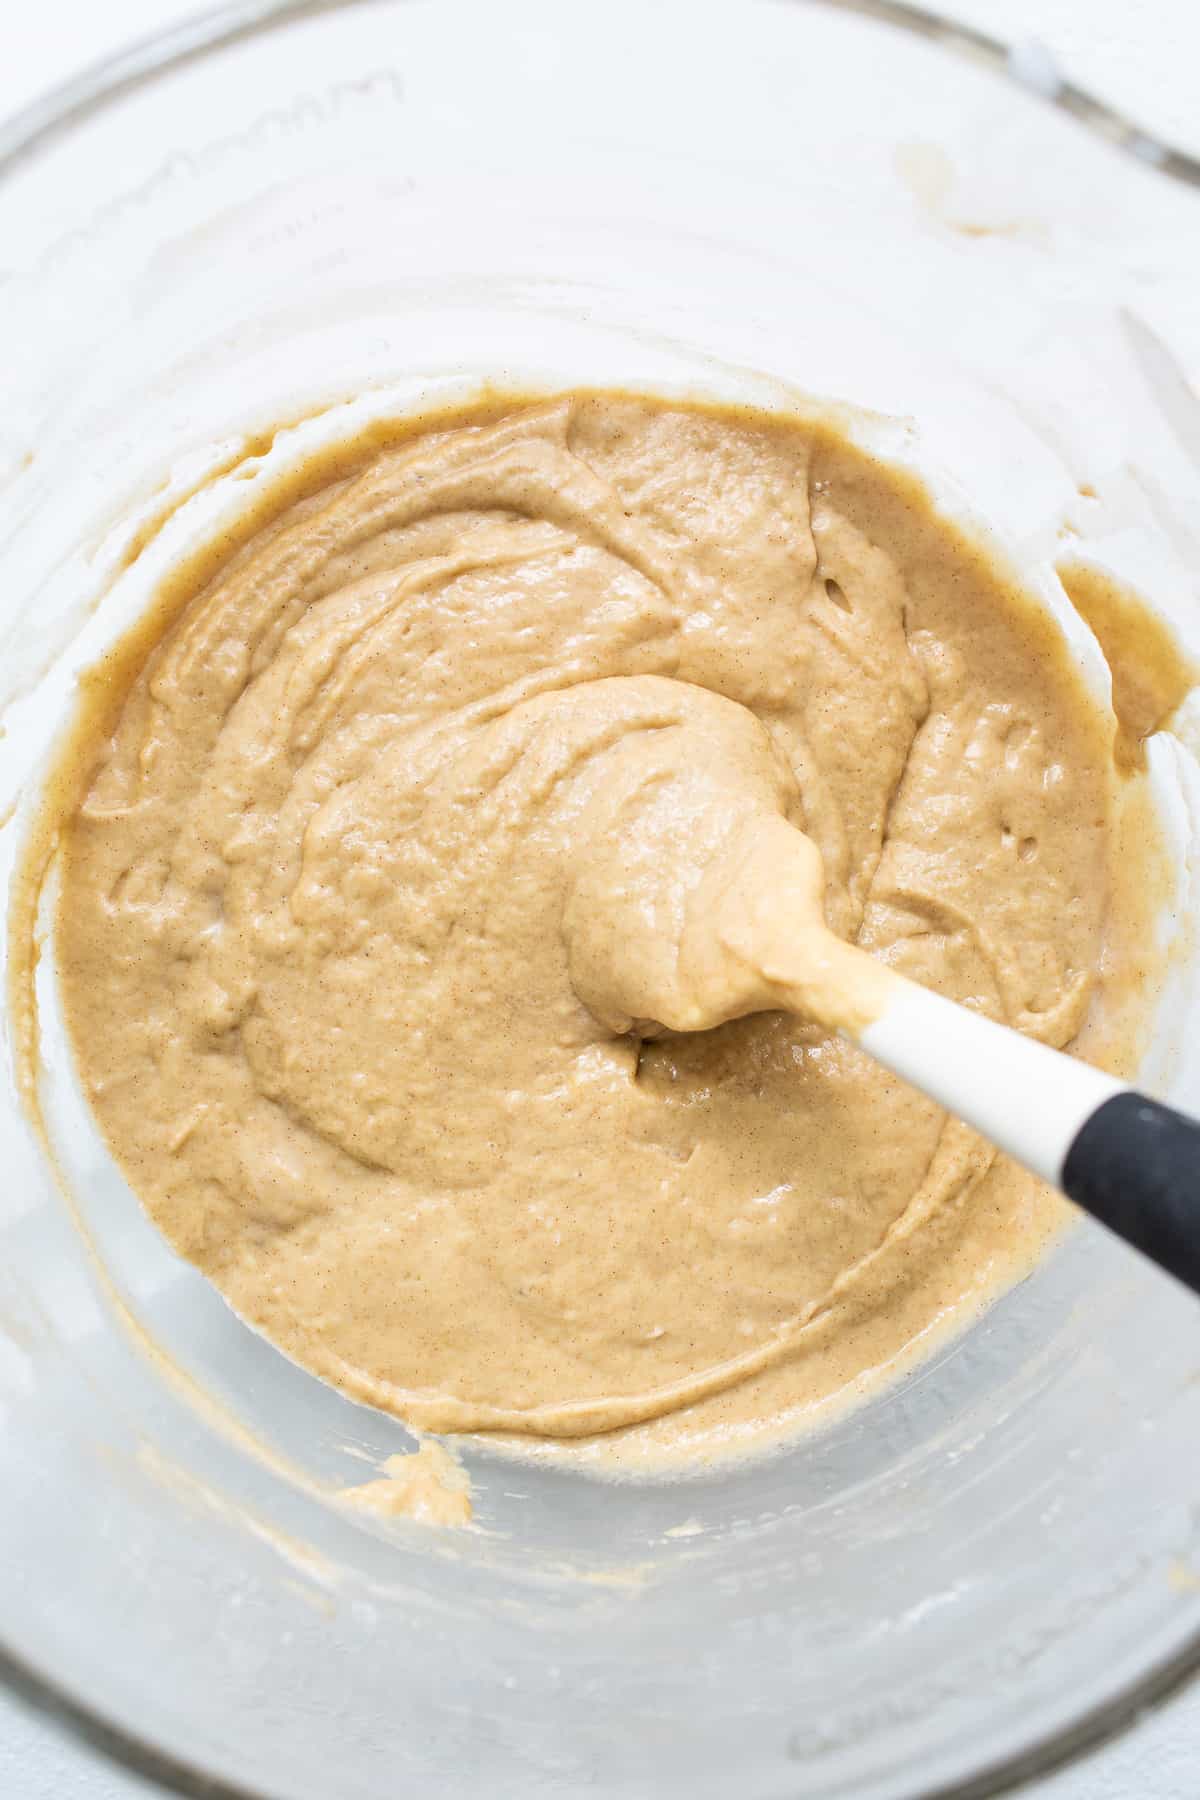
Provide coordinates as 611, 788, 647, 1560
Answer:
2, 4, 1200, 1796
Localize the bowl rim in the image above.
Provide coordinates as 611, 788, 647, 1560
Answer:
1, 0, 1198, 185
1, 3, 1198, 1797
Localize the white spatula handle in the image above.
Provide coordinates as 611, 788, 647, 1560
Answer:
858, 981, 1200, 1295
860, 983, 1125, 1185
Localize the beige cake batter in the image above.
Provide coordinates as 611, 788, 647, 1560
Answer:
42, 392, 1164, 1468
339, 1438, 472, 1527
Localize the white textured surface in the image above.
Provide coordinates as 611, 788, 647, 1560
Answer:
2, 3, 1199, 1797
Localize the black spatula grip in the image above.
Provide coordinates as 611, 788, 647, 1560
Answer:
1062, 1091, 1200, 1295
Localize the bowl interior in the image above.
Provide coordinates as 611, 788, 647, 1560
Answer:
2, 5, 1200, 1798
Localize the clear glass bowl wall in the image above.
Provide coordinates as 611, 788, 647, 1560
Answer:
1, 5, 1199, 1798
